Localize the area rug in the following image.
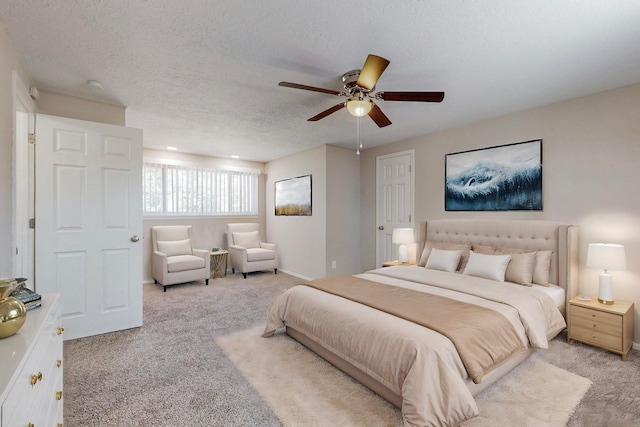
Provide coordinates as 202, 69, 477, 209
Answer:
216, 326, 592, 427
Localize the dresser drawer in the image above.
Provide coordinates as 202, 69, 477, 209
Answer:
571, 305, 621, 327
570, 324, 623, 351
571, 314, 621, 337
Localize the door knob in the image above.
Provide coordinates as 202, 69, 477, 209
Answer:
378, 226, 384, 230
130, 235, 140, 242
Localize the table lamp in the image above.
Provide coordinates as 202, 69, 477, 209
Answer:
392, 228, 414, 263
586, 243, 627, 305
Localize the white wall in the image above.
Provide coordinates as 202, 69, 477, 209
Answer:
0, 22, 32, 276
360, 82, 640, 343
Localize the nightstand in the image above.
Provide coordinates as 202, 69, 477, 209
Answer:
567, 296, 634, 360
382, 260, 415, 267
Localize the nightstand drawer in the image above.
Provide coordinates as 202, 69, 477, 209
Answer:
570, 325, 623, 351
571, 305, 621, 327
571, 315, 621, 337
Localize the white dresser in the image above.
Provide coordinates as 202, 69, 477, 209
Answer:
0, 293, 63, 426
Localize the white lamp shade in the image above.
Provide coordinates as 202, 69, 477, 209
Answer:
392, 228, 414, 244
392, 228, 414, 263
587, 243, 627, 271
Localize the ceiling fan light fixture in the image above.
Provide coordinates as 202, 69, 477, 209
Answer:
346, 98, 373, 117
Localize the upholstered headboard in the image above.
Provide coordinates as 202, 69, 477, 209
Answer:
423, 219, 579, 314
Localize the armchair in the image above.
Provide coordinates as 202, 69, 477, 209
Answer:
151, 225, 210, 292
227, 223, 278, 279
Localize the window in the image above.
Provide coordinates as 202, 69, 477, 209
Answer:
143, 162, 259, 216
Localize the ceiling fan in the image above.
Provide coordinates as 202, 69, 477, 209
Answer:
279, 54, 445, 128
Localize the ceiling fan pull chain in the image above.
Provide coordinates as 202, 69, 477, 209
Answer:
356, 117, 361, 155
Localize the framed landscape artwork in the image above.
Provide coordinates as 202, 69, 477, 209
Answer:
445, 139, 542, 211
275, 174, 312, 216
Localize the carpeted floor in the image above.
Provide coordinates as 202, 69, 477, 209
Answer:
64, 272, 640, 427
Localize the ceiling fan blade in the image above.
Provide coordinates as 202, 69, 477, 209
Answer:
377, 91, 445, 102
368, 104, 392, 128
279, 81, 342, 96
356, 55, 390, 91
308, 103, 345, 121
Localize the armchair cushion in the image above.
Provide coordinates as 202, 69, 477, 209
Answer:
167, 255, 205, 273
233, 231, 261, 249
157, 239, 193, 257
246, 247, 276, 262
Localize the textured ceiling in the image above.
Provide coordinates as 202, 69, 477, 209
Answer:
2, 1, 640, 162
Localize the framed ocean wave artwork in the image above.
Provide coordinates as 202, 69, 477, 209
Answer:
445, 139, 542, 211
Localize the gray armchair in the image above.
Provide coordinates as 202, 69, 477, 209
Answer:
227, 223, 278, 278
151, 225, 210, 291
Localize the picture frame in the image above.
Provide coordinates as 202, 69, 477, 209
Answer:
445, 139, 542, 211
275, 174, 312, 216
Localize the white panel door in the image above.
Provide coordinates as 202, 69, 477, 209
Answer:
35, 114, 143, 340
376, 150, 414, 267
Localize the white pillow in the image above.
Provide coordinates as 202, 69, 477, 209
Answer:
157, 239, 192, 257
463, 251, 511, 282
233, 231, 261, 249
425, 248, 463, 273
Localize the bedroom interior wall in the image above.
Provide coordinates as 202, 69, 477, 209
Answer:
142, 148, 266, 282
0, 22, 32, 276
36, 89, 126, 126
359, 82, 640, 346
325, 145, 361, 277
266, 145, 328, 280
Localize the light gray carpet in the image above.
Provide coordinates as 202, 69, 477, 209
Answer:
64, 272, 640, 426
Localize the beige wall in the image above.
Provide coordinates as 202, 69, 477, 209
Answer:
142, 148, 266, 282
37, 90, 126, 126
0, 22, 32, 276
360, 82, 640, 344
266, 145, 328, 279
265, 144, 361, 280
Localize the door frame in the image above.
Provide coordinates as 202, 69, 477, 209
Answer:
375, 149, 415, 267
12, 71, 36, 281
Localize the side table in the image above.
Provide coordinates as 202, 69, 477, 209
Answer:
210, 250, 229, 279
567, 296, 634, 360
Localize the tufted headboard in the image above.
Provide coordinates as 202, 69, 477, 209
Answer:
423, 219, 579, 315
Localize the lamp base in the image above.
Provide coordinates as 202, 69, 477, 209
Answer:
398, 244, 409, 263
598, 271, 614, 305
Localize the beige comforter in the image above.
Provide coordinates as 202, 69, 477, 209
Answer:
263, 266, 566, 427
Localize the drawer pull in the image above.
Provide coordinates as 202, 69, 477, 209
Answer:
28, 424, 34, 427
56, 390, 63, 400
58, 424, 64, 427
31, 371, 43, 385
56, 326, 65, 335
57, 359, 62, 368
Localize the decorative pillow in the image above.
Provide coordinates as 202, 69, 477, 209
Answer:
504, 252, 536, 286
233, 231, 261, 249
463, 251, 511, 282
533, 250, 553, 286
418, 241, 471, 270
157, 239, 193, 257
425, 249, 463, 273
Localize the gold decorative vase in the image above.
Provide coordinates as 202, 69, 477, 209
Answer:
0, 280, 27, 339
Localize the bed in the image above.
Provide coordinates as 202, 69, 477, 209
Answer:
263, 220, 579, 426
